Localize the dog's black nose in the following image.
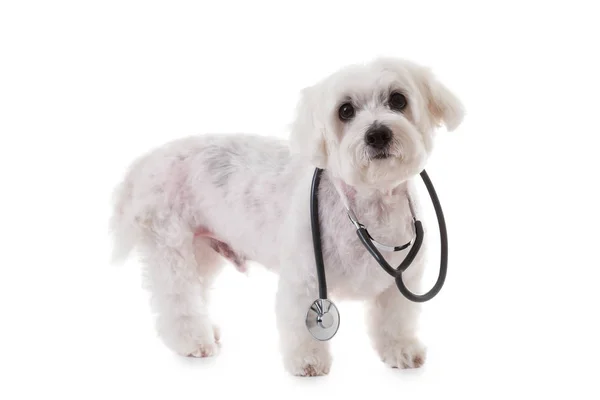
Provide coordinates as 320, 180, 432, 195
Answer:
365, 125, 392, 149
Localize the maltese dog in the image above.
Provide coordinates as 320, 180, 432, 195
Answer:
110, 57, 464, 376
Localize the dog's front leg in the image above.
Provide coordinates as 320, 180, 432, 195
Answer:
365, 270, 427, 369
275, 275, 332, 377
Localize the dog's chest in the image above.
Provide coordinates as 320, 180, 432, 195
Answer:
325, 209, 413, 300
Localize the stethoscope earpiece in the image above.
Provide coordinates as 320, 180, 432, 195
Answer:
305, 298, 340, 341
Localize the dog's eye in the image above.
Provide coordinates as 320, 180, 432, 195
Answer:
338, 103, 355, 121
389, 92, 407, 111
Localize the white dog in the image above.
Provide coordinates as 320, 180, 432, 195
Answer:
109, 57, 464, 376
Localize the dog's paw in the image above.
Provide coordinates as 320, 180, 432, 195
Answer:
284, 351, 332, 377
187, 342, 219, 358
159, 322, 220, 358
380, 338, 427, 369
187, 325, 222, 357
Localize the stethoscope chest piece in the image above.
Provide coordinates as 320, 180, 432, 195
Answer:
305, 299, 340, 341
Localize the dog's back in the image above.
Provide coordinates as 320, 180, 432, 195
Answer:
109, 133, 299, 267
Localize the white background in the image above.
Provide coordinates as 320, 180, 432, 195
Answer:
1, 1, 599, 399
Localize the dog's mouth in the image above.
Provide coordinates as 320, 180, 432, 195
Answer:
367, 149, 394, 161
372, 152, 391, 160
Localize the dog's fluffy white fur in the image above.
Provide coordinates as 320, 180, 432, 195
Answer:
109, 57, 464, 376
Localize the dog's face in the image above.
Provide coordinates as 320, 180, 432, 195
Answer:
290, 57, 464, 190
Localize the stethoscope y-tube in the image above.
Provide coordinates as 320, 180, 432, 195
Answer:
306, 168, 449, 340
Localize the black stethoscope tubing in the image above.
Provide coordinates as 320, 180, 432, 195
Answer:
310, 168, 448, 303
310, 168, 329, 301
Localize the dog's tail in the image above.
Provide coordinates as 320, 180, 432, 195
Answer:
108, 172, 140, 265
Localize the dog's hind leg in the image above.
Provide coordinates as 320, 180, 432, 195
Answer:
139, 219, 224, 358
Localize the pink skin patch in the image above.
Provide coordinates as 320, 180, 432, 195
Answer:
194, 227, 247, 272
337, 179, 357, 204
194, 227, 213, 237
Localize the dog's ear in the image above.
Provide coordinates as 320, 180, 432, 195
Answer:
417, 68, 465, 132
289, 85, 329, 168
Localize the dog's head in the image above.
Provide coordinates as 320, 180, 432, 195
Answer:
289, 57, 464, 190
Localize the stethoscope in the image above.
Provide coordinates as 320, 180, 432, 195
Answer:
305, 168, 448, 341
